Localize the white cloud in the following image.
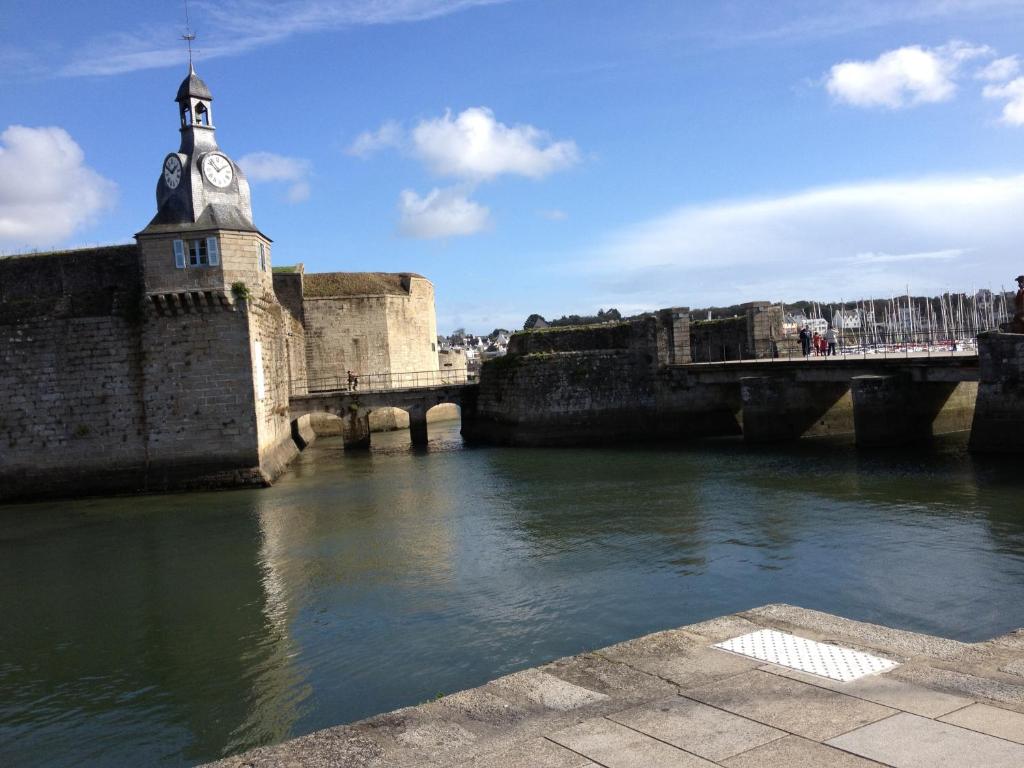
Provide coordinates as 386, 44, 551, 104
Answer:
61, 1, 511, 76
583, 174, 1024, 306
237, 151, 312, 203
346, 120, 404, 157
0, 125, 116, 247
398, 186, 490, 239
410, 107, 580, 181
975, 54, 1020, 81
983, 77, 1024, 125
540, 208, 569, 221
826, 41, 990, 108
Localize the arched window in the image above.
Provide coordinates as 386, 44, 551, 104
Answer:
182, 107, 192, 127
195, 102, 209, 126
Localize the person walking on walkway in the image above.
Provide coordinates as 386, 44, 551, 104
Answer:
825, 326, 838, 356
812, 331, 823, 356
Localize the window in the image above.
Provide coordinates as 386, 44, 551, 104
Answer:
195, 103, 209, 126
259, 242, 266, 272
189, 239, 208, 266
176, 237, 220, 268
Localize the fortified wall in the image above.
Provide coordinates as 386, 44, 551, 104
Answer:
689, 302, 795, 362
460, 308, 711, 445
0, 244, 302, 501
301, 272, 438, 390
462, 305, 989, 449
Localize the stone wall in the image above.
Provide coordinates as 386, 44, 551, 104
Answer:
0, 247, 149, 500
271, 267, 304, 325
140, 300, 262, 488
689, 303, 792, 362
386, 277, 438, 373
508, 310, 690, 364
137, 229, 274, 300
304, 295, 392, 387
248, 298, 301, 478
0, 242, 304, 501
302, 275, 439, 387
970, 331, 1024, 452
462, 309, 721, 446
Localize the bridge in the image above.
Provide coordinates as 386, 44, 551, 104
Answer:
288, 369, 476, 448
671, 354, 980, 445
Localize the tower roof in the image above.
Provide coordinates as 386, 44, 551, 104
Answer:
176, 67, 212, 102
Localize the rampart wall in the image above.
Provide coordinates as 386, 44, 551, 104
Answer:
0, 245, 305, 501
0, 247, 150, 499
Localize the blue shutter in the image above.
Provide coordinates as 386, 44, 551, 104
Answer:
173, 239, 186, 268
207, 237, 220, 266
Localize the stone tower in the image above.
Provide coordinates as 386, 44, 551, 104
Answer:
137, 64, 273, 300
133, 67, 300, 490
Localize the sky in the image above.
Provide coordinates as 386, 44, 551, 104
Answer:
3, 0, 1024, 333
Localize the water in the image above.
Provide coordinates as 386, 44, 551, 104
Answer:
1, 421, 1023, 767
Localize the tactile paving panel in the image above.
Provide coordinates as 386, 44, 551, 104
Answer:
713, 629, 899, 682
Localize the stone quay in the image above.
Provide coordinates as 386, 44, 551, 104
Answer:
207, 604, 1024, 768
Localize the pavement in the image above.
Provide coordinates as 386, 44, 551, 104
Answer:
206, 604, 1024, 767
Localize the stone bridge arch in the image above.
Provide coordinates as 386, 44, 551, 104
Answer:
288, 384, 473, 450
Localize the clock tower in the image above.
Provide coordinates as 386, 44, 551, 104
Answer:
136, 65, 273, 300
133, 66, 299, 491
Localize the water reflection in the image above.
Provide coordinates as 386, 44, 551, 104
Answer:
1, 422, 1023, 767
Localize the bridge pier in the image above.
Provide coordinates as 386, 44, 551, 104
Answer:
740, 376, 853, 442
342, 410, 371, 450
970, 331, 1024, 453
851, 375, 976, 447
409, 408, 428, 447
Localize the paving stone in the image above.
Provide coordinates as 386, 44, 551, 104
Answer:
540, 652, 679, 702
607, 696, 784, 761
1000, 658, 1024, 678
939, 702, 1024, 745
721, 735, 886, 767
683, 669, 895, 741
453, 736, 596, 767
889, 664, 1024, 711
438, 688, 530, 725
601, 643, 759, 687
548, 717, 718, 768
490, 668, 609, 711
828, 712, 1024, 767
761, 665, 973, 717
676, 614, 762, 643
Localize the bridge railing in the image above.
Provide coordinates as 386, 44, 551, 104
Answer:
695, 329, 983, 364
296, 368, 469, 395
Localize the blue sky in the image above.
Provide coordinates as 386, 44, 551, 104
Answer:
3, 0, 1024, 332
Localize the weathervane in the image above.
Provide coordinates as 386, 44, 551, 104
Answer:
182, 0, 196, 71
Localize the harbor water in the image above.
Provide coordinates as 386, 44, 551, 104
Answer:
1, 420, 1023, 766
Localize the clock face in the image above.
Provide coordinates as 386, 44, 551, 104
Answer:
163, 155, 182, 190
202, 153, 234, 188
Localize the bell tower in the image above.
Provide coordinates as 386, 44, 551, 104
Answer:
137, 65, 272, 302
132, 65, 300, 491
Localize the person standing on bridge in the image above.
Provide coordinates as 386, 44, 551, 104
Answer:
825, 326, 838, 356
799, 326, 811, 357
